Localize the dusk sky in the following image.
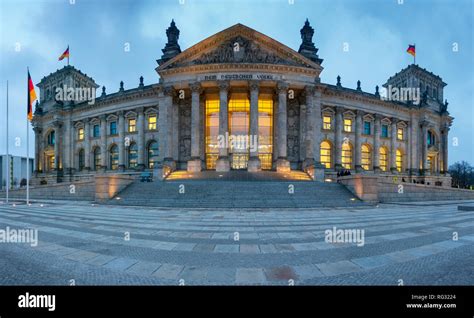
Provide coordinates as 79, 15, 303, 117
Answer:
0, 0, 472, 165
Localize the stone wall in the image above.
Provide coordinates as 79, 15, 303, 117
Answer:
287, 99, 300, 166
0, 180, 96, 201
178, 100, 192, 167
339, 174, 474, 203
95, 174, 135, 202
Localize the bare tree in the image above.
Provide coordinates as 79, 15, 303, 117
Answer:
449, 161, 474, 189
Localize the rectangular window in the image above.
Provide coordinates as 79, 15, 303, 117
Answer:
343, 119, 352, 132
78, 128, 84, 141
397, 128, 403, 140
110, 122, 117, 135
93, 124, 100, 138
363, 121, 371, 135
148, 115, 157, 130
128, 118, 136, 132
323, 116, 332, 130
381, 125, 388, 138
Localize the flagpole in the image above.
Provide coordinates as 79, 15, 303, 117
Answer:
414, 43, 416, 65
6, 80, 9, 204
68, 44, 70, 66
26, 67, 30, 206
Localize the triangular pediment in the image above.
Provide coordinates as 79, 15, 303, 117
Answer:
157, 23, 322, 73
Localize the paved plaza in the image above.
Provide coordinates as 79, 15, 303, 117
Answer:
0, 200, 473, 285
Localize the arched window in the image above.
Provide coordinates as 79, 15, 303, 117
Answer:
147, 141, 159, 169
47, 131, 55, 146
341, 142, 352, 169
128, 142, 138, 168
320, 141, 332, 169
109, 145, 118, 170
379, 147, 388, 172
427, 131, 436, 146
78, 149, 85, 171
93, 147, 101, 171
361, 144, 371, 170
396, 149, 403, 172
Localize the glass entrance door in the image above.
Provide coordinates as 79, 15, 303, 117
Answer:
229, 93, 250, 170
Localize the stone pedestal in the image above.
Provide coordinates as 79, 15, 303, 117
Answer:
276, 158, 291, 173
216, 157, 230, 172
187, 159, 203, 172
247, 157, 261, 172
355, 165, 364, 173
302, 158, 315, 171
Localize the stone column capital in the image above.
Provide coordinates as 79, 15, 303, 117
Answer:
391, 117, 399, 125
190, 82, 202, 94
116, 110, 124, 117
33, 126, 43, 134
304, 85, 315, 95
374, 114, 384, 121
217, 81, 230, 92
335, 106, 345, 114
355, 110, 365, 118
136, 107, 145, 115
163, 86, 175, 97
276, 81, 289, 94
99, 114, 107, 121
248, 80, 259, 92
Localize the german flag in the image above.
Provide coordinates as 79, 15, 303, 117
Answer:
406, 44, 416, 57
58, 46, 69, 61
27, 69, 37, 121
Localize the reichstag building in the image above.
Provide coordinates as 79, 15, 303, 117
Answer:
31, 20, 453, 185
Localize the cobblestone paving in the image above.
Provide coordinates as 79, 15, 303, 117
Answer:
0, 200, 473, 285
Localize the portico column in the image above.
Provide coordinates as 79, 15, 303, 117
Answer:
373, 114, 382, 172
410, 111, 419, 175
137, 107, 145, 170
33, 127, 42, 172
355, 110, 363, 172
421, 121, 429, 175
247, 81, 261, 172
441, 125, 449, 174
276, 81, 290, 172
390, 118, 398, 173
117, 111, 125, 171
216, 81, 230, 172
84, 120, 91, 171
303, 85, 315, 170
334, 106, 343, 170
100, 115, 107, 171
63, 118, 72, 175
53, 121, 62, 171
188, 82, 203, 172
312, 88, 323, 167
161, 86, 176, 170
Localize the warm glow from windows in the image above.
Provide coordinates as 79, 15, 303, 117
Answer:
93, 148, 101, 170
361, 144, 371, 170
379, 147, 388, 171
148, 141, 159, 169
148, 115, 157, 130
396, 149, 403, 172
78, 128, 84, 141
320, 141, 331, 169
344, 118, 352, 132
323, 116, 332, 130
128, 143, 138, 168
341, 142, 352, 169
229, 94, 250, 170
128, 118, 136, 132
205, 97, 220, 169
110, 145, 118, 170
397, 128, 403, 140
258, 95, 273, 170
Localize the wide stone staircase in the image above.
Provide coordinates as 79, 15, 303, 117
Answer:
108, 171, 369, 208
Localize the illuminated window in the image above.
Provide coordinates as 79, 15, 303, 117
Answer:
229, 93, 250, 170
148, 141, 159, 169
93, 148, 101, 170
397, 128, 404, 141
323, 116, 332, 130
128, 118, 136, 133
78, 149, 85, 171
396, 149, 403, 172
320, 141, 332, 169
48, 155, 55, 170
148, 114, 157, 130
205, 97, 220, 169
344, 118, 352, 132
258, 95, 273, 170
341, 142, 352, 169
381, 125, 389, 138
128, 142, 138, 168
361, 144, 371, 170
78, 128, 84, 141
109, 145, 118, 170
379, 147, 388, 171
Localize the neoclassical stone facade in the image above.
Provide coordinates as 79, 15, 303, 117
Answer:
32, 20, 453, 184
